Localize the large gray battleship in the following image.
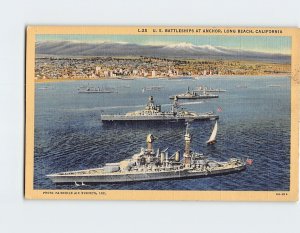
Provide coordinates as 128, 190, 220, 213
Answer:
101, 96, 218, 123
170, 87, 219, 100
47, 124, 247, 184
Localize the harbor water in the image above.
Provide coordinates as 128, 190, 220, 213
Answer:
34, 76, 290, 191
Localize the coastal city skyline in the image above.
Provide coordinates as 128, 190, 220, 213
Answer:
35, 34, 291, 81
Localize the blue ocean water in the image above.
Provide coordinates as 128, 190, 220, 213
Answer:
34, 76, 290, 191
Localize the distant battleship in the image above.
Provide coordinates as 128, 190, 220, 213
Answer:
196, 85, 227, 93
170, 87, 219, 100
47, 123, 247, 184
268, 84, 281, 88
205, 88, 226, 93
142, 86, 164, 92
101, 96, 219, 123
78, 86, 116, 93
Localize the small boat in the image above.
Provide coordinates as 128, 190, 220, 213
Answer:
142, 86, 164, 92
206, 121, 218, 144
38, 86, 50, 90
78, 86, 116, 94
268, 85, 281, 87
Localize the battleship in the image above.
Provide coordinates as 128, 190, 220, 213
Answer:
170, 87, 219, 100
142, 86, 164, 92
196, 85, 227, 93
205, 88, 226, 93
101, 96, 219, 123
47, 124, 248, 184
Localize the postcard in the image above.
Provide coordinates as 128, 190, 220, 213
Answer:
25, 26, 299, 201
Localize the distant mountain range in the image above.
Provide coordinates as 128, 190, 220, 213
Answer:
36, 41, 291, 63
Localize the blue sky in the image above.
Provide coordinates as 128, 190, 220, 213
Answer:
36, 34, 291, 54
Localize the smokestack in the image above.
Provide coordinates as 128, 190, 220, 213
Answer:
160, 152, 165, 164
175, 151, 180, 162
148, 96, 154, 106
146, 134, 155, 153
172, 96, 178, 113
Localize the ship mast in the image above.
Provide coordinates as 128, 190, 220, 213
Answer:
171, 96, 179, 113
146, 96, 160, 112
148, 96, 154, 105
183, 123, 192, 167
187, 86, 191, 94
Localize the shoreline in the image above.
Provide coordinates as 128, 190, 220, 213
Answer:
34, 74, 291, 83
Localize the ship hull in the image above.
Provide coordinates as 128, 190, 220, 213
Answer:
47, 164, 246, 184
101, 115, 219, 123
169, 95, 219, 99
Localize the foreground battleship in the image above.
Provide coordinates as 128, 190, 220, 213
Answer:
47, 124, 247, 184
170, 87, 219, 100
101, 96, 218, 123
